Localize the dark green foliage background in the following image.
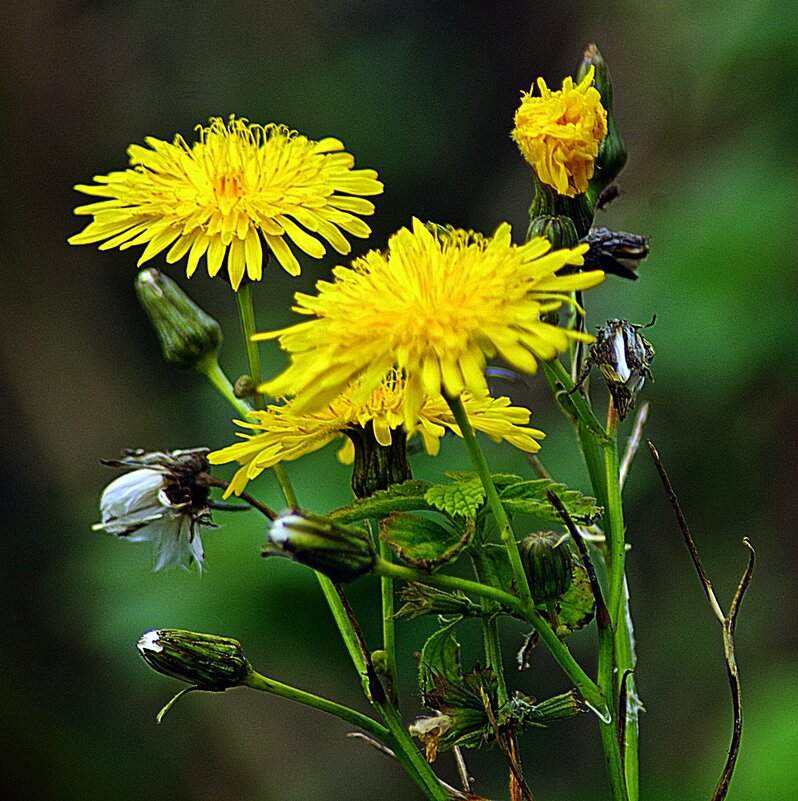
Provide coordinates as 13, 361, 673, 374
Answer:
2, 2, 796, 799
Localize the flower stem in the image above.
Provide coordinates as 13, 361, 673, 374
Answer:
541, 358, 608, 442
244, 669, 390, 743
195, 354, 253, 420
235, 283, 298, 508
373, 558, 607, 716
378, 535, 399, 703
444, 393, 534, 612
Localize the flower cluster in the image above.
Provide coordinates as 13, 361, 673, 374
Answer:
512, 66, 607, 197
258, 219, 604, 424
208, 370, 546, 496
69, 116, 383, 290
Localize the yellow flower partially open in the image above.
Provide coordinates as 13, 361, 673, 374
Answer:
69, 116, 383, 290
257, 219, 603, 425
208, 371, 545, 497
512, 66, 607, 197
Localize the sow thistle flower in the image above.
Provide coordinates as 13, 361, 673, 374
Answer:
69, 116, 383, 290
93, 448, 212, 571
257, 219, 604, 425
208, 370, 545, 497
512, 65, 608, 197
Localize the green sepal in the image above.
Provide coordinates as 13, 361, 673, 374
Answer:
505, 690, 587, 729
381, 513, 473, 571
396, 582, 483, 620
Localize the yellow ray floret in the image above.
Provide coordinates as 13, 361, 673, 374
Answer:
256, 219, 604, 425
69, 116, 383, 290
512, 66, 607, 197
208, 371, 545, 497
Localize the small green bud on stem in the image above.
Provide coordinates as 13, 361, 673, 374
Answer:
519, 532, 574, 602
135, 269, 222, 369
137, 629, 251, 690
265, 512, 376, 583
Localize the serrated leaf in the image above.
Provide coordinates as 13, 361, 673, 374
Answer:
418, 619, 462, 698
330, 479, 434, 523
554, 562, 596, 635
499, 479, 601, 525
381, 513, 472, 570
444, 471, 523, 489
425, 478, 485, 519
479, 543, 516, 595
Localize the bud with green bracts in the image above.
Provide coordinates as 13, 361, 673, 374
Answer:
528, 179, 594, 240
527, 214, 579, 249
265, 512, 376, 583
576, 44, 627, 206
135, 268, 222, 368
137, 629, 251, 690
519, 532, 574, 602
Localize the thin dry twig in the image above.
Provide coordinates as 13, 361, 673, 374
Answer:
619, 402, 650, 488
648, 441, 755, 801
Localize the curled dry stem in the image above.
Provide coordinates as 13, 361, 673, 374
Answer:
647, 441, 755, 801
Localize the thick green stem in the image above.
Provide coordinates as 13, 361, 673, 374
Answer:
378, 536, 399, 702
541, 358, 608, 442
444, 393, 534, 612
196, 354, 254, 420
235, 284, 298, 508
244, 670, 389, 743
471, 548, 508, 707
374, 558, 607, 717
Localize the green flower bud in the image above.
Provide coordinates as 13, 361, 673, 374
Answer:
233, 374, 257, 398
135, 268, 222, 369
589, 319, 655, 420
345, 421, 412, 500
576, 44, 628, 206
265, 512, 376, 583
529, 179, 594, 239
519, 532, 574, 602
527, 214, 578, 249
137, 629, 251, 690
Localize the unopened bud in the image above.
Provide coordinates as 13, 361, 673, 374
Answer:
265, 512, 376, 582
576, 44, 628, 206
590, 319, 655, 420
137, 629, 251, 690
582, 228, 650, 280
527, 214, 578, 249
135, 269, 222, 368
519, 532, 574, 602
233, 374, 257, 398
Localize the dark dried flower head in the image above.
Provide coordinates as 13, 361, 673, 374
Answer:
582, 228, 650, 280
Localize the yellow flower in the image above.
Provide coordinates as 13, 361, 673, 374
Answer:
208, 371, 545, 497
257, 219, 604, 424
512, 66, 608, 197
69, 116, 383, 290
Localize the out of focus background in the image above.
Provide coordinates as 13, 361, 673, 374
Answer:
2, 1, 797, 799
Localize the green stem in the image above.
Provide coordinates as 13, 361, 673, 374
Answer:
196, 354, 254, 419
471, 548, 508, 707
374, 558, 607, 717
444, 393, 534, 612
235, 284, 298, 508
378, 536, 399, 702
541, 358, 608, 442
245, 669, 389, 743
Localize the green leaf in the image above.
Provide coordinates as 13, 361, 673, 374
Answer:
418, 618, 462, 698
479, 544, 516, 595
554, 562, 596, 635
381, 513, 472, 570
425, 477, 485, 519
330, 479, 434, 523
499, 479, 602, 525
444, 471, 523, 489
418, 620, 496, 751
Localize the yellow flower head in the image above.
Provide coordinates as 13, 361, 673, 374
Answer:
512, 66, 608, 197
257, 219, 604, 424
208, 371, 545, 497
69, 116, 384, 290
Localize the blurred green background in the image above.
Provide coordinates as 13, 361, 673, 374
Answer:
2, 1, 797, 799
